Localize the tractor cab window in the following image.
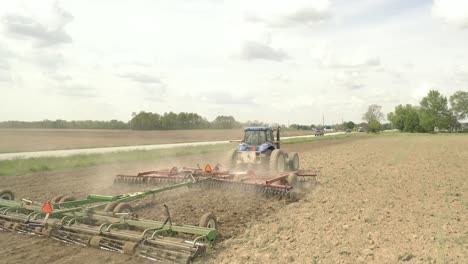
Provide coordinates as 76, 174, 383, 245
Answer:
244, 130, 267, 146
266, 130, 272, 142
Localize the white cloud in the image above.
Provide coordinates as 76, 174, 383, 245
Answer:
334, 71, 365, 90
118, 72, 163, 84
322, 53, 381, 69
0, 0, 467, 124
432, 0, 468, 29
58, 83, 98, 98
1, 1, 73, 46
231, 0, 330, 27
238, 41, 288, 61
200, 91, 257, 105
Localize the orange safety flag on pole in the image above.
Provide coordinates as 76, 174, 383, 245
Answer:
204, 164, 212, 173
42, 201, 53, 214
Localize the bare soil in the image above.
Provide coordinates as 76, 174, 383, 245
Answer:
0, 128, 312, 153
0, 134, 467, 264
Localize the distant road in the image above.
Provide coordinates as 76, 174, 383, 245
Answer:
0, 132, 345, 160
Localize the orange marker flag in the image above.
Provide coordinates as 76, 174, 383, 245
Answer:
204, 164, 212, 173
42, 201, 53, 214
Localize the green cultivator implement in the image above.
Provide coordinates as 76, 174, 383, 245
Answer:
115, 164, 317, 200
0, 185, 217, 263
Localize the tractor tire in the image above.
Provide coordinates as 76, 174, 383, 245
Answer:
113, 203, 133, 214
288, 152, 300, 171
0, 190, 15, 200
221, 150, 238, 171
269, 149, 286, 173
199, 213, 217, 229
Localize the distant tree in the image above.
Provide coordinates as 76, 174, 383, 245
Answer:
449, 90, 468, 120
381, 123, 392, 130
447, 114, 462, 132
363, 104, 384, 123
387, 104, 421, 132
244, 120, 266, 127
419, 90, 452, 132
344, 121, 355, 130
289, 124, 312, 130
368, 120, 381, 133
212, 115, 240, 129
363, 104, 384, 132
130, 111, 161, 130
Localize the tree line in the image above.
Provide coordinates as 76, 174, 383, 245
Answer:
0, 112, 250, 130
128, 112, 246, 130
363, 90, 467, 133
2, 90, 465, 132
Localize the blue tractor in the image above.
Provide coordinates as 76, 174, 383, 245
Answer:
223, 127, 300, 173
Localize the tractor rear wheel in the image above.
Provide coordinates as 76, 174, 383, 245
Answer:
269, 149, 286, 173
288, 152, 300, 171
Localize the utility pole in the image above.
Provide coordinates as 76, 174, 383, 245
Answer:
322, 114, 324, 127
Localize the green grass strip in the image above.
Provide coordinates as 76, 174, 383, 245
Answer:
0, 144, 232, 176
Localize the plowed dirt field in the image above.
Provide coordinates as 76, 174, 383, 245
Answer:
0, 134, 467, 264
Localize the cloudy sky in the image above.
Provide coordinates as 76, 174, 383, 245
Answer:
0, 0, 467, 125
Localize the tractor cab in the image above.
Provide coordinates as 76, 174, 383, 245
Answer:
238, 127, 280, 152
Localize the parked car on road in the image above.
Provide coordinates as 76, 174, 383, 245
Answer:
314, 130, 324, 136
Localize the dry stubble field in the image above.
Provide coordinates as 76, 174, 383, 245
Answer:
0, 134, 466, 264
